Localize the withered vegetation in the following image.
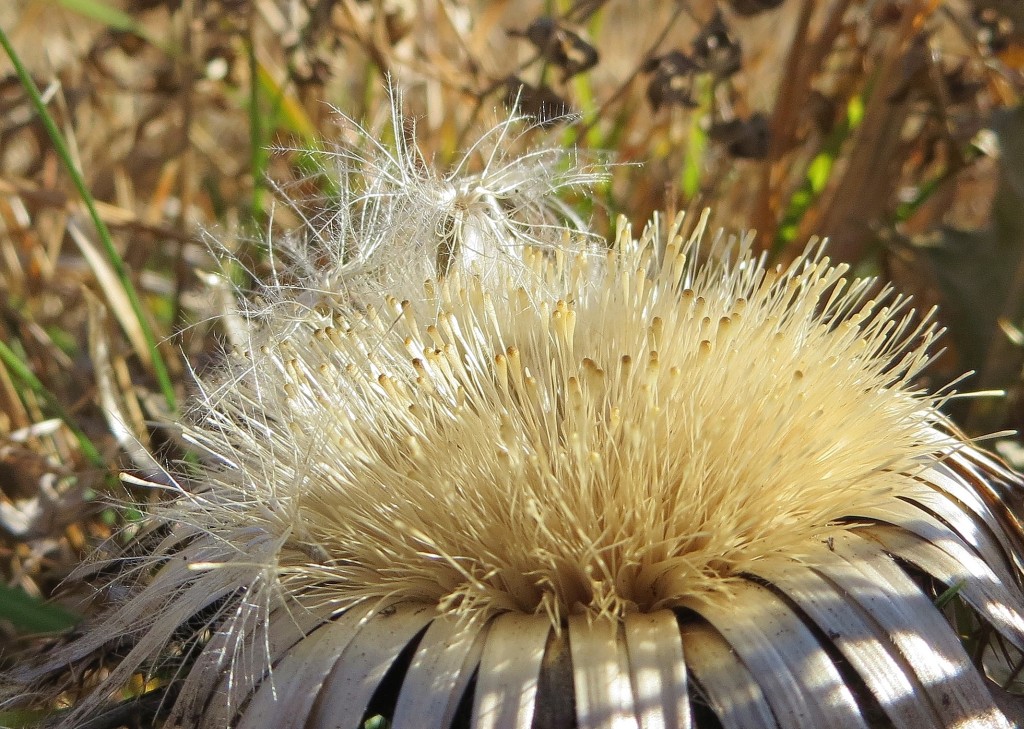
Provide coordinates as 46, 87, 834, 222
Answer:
2, 1, 1024, 726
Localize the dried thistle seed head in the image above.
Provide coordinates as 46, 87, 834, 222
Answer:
9, 105, 1024, 727
182, 211, 955, 622
175, 214, 1021, 729
11, 208, 1024, 728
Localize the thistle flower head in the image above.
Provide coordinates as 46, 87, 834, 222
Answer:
11, 100, 1024, 729
208, 213, 947, 625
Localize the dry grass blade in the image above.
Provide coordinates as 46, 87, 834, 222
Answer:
85, 292, 162, 479
0, 337, 103, 468
809, 1, 927, 262
72, 222, 152, 368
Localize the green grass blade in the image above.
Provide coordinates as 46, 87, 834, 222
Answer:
55, 0, 177, 54
246, 47, 320, 219
0, 708, 54, 728
55, 0, 144, 33
681, 75, 714, 199
0, 339, 105, 468
894, 177, 940, 223
773, 94, 865, 255
934, 578, 967, 610
247, 38, 269, 225
0, 25, 177, 413
0, 583, 80, 634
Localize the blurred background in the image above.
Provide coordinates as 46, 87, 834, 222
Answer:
2, 0, 1024, 721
